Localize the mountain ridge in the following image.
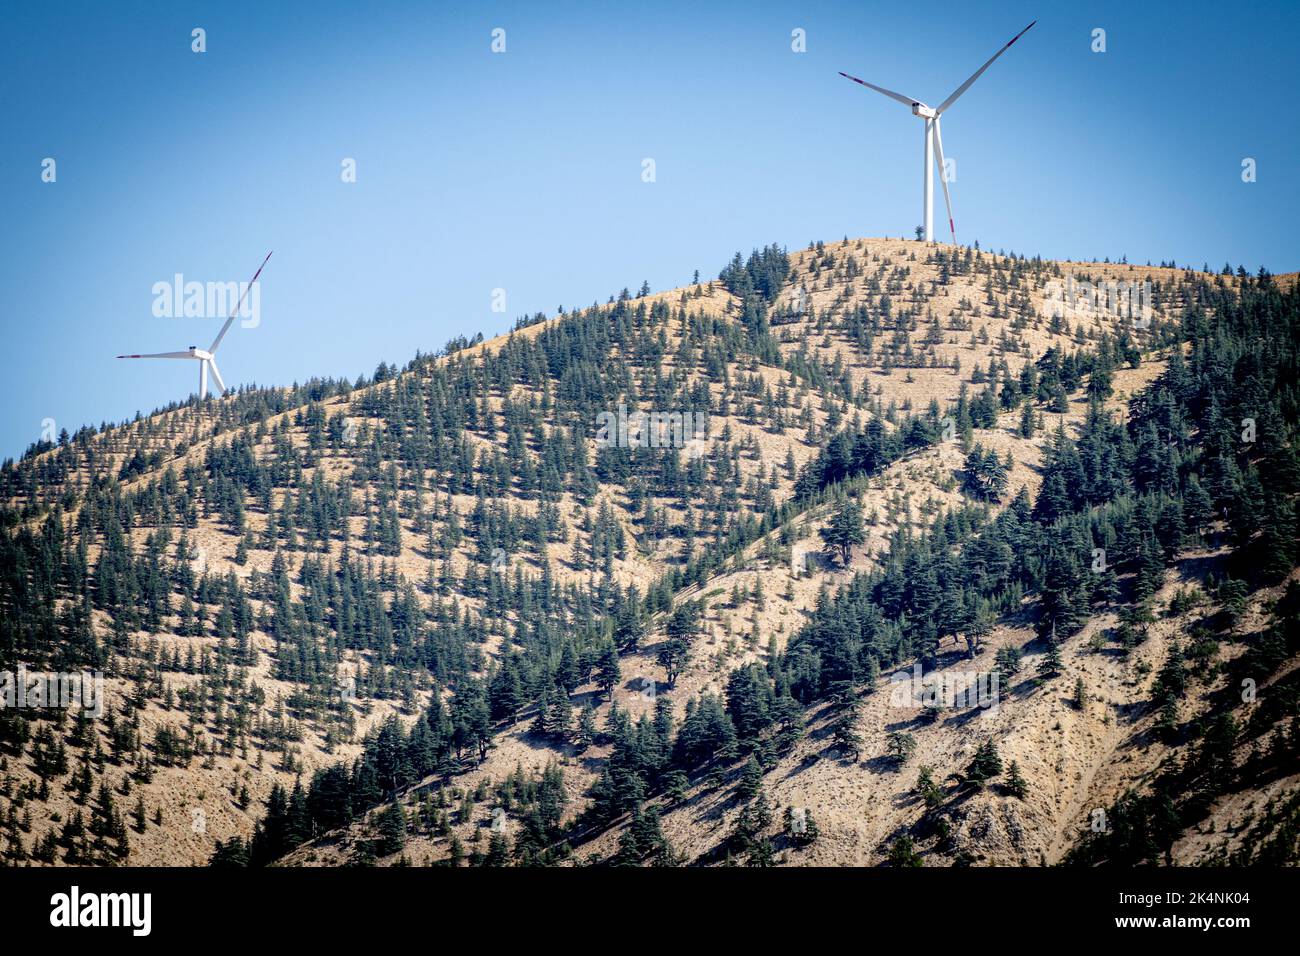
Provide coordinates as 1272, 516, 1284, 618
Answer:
3, 237, 1297, 868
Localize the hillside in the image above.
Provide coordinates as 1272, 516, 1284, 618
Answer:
2, 238, 1297, 868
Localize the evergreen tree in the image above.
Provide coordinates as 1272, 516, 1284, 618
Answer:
888, 835, 923, 867
595, 640, 622, 699
964, 741, 1003, 788
820, 496, 865, 566
376, 801, 407, 856
1004, 760, 1028, 799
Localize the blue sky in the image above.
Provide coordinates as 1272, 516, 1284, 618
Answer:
2, 0, 1297, 459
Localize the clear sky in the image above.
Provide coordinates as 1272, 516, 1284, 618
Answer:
2, 0, 1297, 459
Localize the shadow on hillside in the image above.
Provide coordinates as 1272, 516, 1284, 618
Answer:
941, 705, 999, 730
861, 753, 904, 775
1174, 551, 1227, 583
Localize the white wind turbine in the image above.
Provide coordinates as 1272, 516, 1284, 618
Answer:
840, 20, 1036, 244
118, 251, 272, 401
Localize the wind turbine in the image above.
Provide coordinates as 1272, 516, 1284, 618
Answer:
840, 20, 1036, 244
118, 251, 272, 401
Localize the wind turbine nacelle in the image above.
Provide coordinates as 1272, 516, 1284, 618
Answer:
911, 103, 937, 119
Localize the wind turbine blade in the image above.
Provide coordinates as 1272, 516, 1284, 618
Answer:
206, 357, 227, 395
117, 351, 198, 359
838, 72, 924, 110
207, 313, 239, 358
209, 250, 272, 354
931, 117, 956, 245
936, 20, 1036, 115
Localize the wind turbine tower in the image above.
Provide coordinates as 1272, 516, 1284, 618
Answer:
840, 21, 1036, 244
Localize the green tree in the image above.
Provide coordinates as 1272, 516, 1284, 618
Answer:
820, 496, 865, 566
888, 835, 923, 867
375, 801, 407, 856
573, 702, 597, 751
887, 731, 917, 767
915, 765, 943, 809
831, 707, 862, 761
964, 741, 1003, 788
1004, 760, 1028, 799
738, 755, 764, 800
595, 640, 622, 699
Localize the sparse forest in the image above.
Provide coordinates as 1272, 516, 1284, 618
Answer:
2, 239, 1296, 868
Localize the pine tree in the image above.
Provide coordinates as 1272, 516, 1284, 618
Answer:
965, 741, 1003, 788
1004, 760, 1028, 799
484, 831, 510, 867
738, 755, 764, 800
820, 496, 865, 566
1037, 633, 1064, 683
376, 801, 407, 856
1018, 398, 1036, 438
595, 640, 621, 699
888, 835, 923, 867
831, 707, 862, 761
887, 731, 917, 767
915, 765, 943, 809
573, 703, 597, 750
